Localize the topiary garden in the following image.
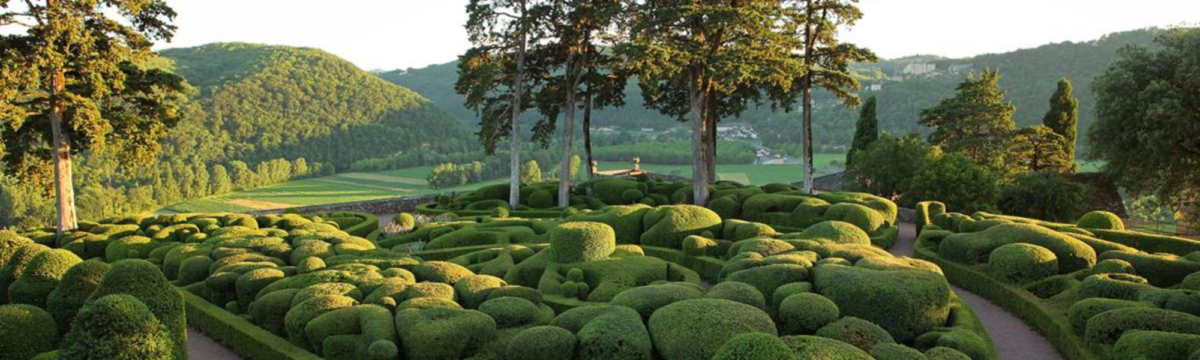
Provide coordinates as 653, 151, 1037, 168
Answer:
0, 178, 999, 360
915, 203, 1200, 360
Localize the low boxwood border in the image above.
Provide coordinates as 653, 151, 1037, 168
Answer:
414, 202, 566, 219
182, 290, 322, 360
913, 239, 1098, 360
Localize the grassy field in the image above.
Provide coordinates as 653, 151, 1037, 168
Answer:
597, 153, 847, 186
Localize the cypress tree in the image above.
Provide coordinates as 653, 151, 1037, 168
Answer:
1042, 77, 1079, 171
846, 96, 879, 167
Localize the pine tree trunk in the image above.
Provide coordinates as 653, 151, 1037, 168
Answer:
558, 56, 577, 208
802, 77, 815, 194
706, 90, 718, 184
584, 89, 594, 181
509, 19, 528, 210
50, 67, 78, 233
689, 64, 710, 206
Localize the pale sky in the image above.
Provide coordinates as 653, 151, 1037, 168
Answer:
160, 0, 1200, 71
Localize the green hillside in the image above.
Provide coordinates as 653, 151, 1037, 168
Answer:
384, 28, 1167, 152
161, 43, 475, 169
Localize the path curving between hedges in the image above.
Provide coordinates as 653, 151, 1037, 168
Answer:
892, 223, 1062, 360
188, 327, 240, 359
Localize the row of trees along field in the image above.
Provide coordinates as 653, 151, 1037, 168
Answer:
458, 0, 876, 208
841, 28, 1199, 230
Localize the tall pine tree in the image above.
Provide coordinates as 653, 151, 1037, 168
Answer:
0, 0, 188, 232
919, 69, 1016, 175
846, 96, 878, 167
1042, 77, 1079, 172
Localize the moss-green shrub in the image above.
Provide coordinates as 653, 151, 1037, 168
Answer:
0, 304, 58, 360
610, 284, 705, 320
1067, 298, 1151, 335
176, 256, 214, 286
640, 205, 723, 249
393, 213, 415, 229
60, 294, 172, 360
1092, 258, 1136, 276
1078, 273, 1156, 300
528, 190, 555, 209
303, 305, 396, 360
812, 265, 950, 342
508, 326, 577, 360
728, 238, 794, 258
86, 259, 187, 360
781, 335, 874, 360
870, 343, 928, 360
490, 206, 510, 219
938, 223, 1096, 272
550, 222, 617, 263
824, 203, 886, 233
815, 316, 895, 351
1084, 307, 1200, 344
1141, 289, 1200, 317
648, 298, 778, 360
565, 205, 649, 244
413, 261, 475, 284
46, 259, 110, 332
8, 249, 83, 308
771, 282, 813, 311
708, 196, 743, 220
478, 296, 540, 328
707, 281, 767, 310
573, 305, 654, 360
247, 289, 301, 335
987, 243, 1058, 284
1099, 251, 1200, 287
285, 295, 359, 350
711, 332, 794, 360
925, 347, 972, 360
1112, 330, 1200, 360
726, 264, 810, 302
292, 283, 364, 307
1078, 211, 1125, 231
398, 297, 462, 310
394, 307, 497, 360
779, 292, 840, 335
453, 274, 505, 309
0, 243, 49, 303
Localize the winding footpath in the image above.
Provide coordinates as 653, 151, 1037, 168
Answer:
185, 219, 1065, 360
891, 223, 1062, 360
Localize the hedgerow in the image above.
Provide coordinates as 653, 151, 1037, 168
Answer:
648, 299, 778, 360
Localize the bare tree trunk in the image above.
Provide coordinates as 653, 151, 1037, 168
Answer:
558, 55, 578, 208
690, 64, 710, 206
706, 89, 718, 184
584, 88, 594, 181
801, 5, 816, 194
509, 17, 528, 210
50, 67, 78, 233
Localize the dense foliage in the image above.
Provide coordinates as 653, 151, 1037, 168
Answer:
845, 134, 940, 201
905, 153, 1000, 212
997, 173, 1089, 223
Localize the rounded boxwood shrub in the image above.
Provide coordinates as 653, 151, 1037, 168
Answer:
779, 292, 839, 335
798, 221, 871, 245
529, 190, 555, 209
825, 203, 886, 233
815, 316, 895, 351
611, 284, 705, 320
1092, 258, 1136, 276
1141, 289, 1200, 317
870, 343, 927, 360
708, 196, 742, 220
572, 306, 654, 360
1078, 273, 1155, 300
487, 285, 543, 306
726, 264, 810, 301
781, 335, 873, 360
987, 243, 1058, 284
508, 326, 577, 360
478, 296, 540, 328
298, 256, 326, 274
60, 294, 172, 360
46, 259, 111, 331
0, 304, 58, 360
413, 261, 475, 284
550, 222, 616, 263
176, 256, 214, 286
86, 259, 187, 360
706, 281, 767, 310
285, 295, 359, 350
8, 249, 83, 308
394, 307, 497, 360
771, 282, 813, 311
1078, 211, 1124, 231
1084, 307, 1200, 344
454, 274, 506, 309
303, 305, 396, 359
1068, 298, 1151, 334
398, 297, 462, 310
711, 332, 793, 360
1112, 330, 1200, 360
925, 347, 972, 360
490, 206, 510, 219
393, 213, 416, 229
640, 205, 723, 249
0, 243, 50, 303
812, 265, 950, 342
648, 298, 778, 360
622, 189, 645, 205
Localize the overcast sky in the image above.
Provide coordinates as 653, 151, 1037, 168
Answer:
160, 0, 1199, 71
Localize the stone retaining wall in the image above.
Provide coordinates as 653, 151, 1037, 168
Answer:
248, 194, 435, 216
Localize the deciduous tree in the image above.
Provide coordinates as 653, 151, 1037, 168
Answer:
1009, 125, 1072, 173
0, 0, 188, 232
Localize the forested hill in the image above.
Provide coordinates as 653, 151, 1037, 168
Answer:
160, 43, 475, 170
382, 28, 1167, 152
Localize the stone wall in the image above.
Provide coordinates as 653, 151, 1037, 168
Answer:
249, 194, 435, 216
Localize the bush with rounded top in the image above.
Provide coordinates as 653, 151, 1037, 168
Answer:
779, 292, 840, 335
413, 261, 475, 284
1067, 298, 1150, 335
509, 326, 577, 360
0, 243, 49, 303
711, 332, 793, 360
640, 205, 723, 249
394, 307, 497, 360
1141, 289, 1200, 317
478, 296, 540, 328
550, 222, 616, 263
706, 281, 766, 310
726, 264, 809, 301
648, 298, 778, 360
1092, 258, 1136, 276
60, 294, 171, 360
393, 213, 416, 229
285, 295, 359, 350
454, 274, 505, 309
0, 304, 58, 360
781, 335, 874, 359
176, 256, 214, 286
771, 282, 813, 311
86, 259, 187, 360
728, 238, 794, 258
1112, 330, 1200, 360
569, 305, 654, 360
303, 305, 396, 359
249, 289, 301, 335
815, 316, 895, 351
812, 264, 950, 342
1078, 273, 1156, 300
490, 206, 510, 219
798, 221, 872, 245
46, 259, 111, 331
620, 189, 645, 205
1078, 211, 1125, 231
925, 347, 972, 360
987, 243, 1058, 284
9, 249, 83, 307
398, 297, 462, 310
824, 203, 886, 233
708, 196, 742, 220
1084, 307, 1200, 344
1099, 251, 1200, 288
938, 223, 1096, 272
870, 343, 928, 360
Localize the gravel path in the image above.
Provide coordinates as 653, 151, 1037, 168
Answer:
187, 327, 240, 359
892, 223, 1062, 360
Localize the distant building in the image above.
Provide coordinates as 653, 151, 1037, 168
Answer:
903, 63, 936, 75
867, 82, 883, 91
717, 122, 759, 140
949, 64, 971, 74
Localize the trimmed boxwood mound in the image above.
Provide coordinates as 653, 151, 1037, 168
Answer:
915, 201, 1200, 360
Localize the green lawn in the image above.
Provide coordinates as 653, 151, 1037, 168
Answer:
597, 153, 847, 186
